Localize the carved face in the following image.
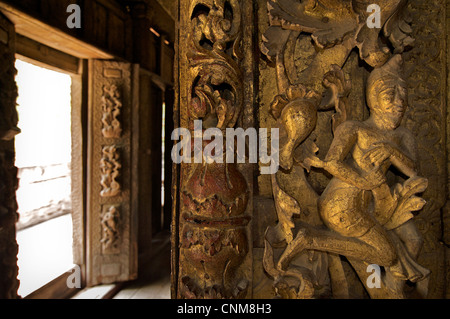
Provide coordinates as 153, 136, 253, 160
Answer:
376, 83, 407, 129
368, 80, 408, 130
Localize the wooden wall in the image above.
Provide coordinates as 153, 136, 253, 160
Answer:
0, 0, 175, 77
0, 0, 131, 60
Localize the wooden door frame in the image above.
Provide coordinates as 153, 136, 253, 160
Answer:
14, 35, 85, 299
0, 4, 117, 298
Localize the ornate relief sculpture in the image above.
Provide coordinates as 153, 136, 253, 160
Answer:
261, 0, 429, 299
101, 205, 121, 254
180, 143, 250, 298
177, 0, 253, 299
101, 85, 123, 139
100, 145, 121, 197
187, 0, 243, 130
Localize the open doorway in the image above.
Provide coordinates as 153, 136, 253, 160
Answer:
14, 59, 74, 297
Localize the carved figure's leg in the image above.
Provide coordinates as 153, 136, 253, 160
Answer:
372, 183, 397, 225
277, 223, 397, 270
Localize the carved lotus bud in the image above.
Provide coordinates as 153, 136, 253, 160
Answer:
180, 137, 250, 298
278, 96, 317, 171
182, 163, 249, 219
182, 136, 249, 219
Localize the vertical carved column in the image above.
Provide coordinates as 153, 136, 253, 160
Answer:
175, 0, 255, 299
0, 13, 19, 299
0, 150, 19, 299
402, 0, 448, 298
86, 60, 138, 286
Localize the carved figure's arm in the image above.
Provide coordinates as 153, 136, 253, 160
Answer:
392, 130, 418, 178
307, 122, 386, 190
387, 145, 417, 178
363, 132, 418, 179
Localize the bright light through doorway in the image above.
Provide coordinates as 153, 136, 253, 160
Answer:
14, 59, 74, 297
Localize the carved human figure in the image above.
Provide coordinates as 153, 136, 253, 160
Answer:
101, 85, 122, 139
277, 55, 429, 283
101, 206, 120, 252
100, 146, 121, 197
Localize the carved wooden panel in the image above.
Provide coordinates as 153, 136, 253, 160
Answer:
173, 0, 449, 299
86, 60, 138, 286
253, 0, 445, 299
174, 0, 256, 299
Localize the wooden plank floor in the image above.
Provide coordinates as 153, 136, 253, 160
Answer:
113, 231, 171, 299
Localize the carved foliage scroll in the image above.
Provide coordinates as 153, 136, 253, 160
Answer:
187, 0, 244, 130
402, 0, 447, 298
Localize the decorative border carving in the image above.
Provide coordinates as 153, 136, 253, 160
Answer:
0, 150, 19, 298
402, 0, 447, 298
176, 0, 255, 299
86, 60, 136, 286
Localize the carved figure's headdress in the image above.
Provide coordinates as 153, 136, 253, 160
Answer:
367, 54, 406, 88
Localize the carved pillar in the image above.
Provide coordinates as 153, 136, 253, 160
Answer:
446, 0, 450, 299
86, 60, 139, 286
0, 13, 19, 299
174, 0, 256, 299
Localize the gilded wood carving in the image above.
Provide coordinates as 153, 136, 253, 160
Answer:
260, 0, 431, 299
401, 0, 448, 298
176, 0, 255, 299
174, 0, 448, 299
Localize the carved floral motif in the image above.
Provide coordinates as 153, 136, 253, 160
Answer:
187, 0, 243, 130
179, 142, 250, 299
